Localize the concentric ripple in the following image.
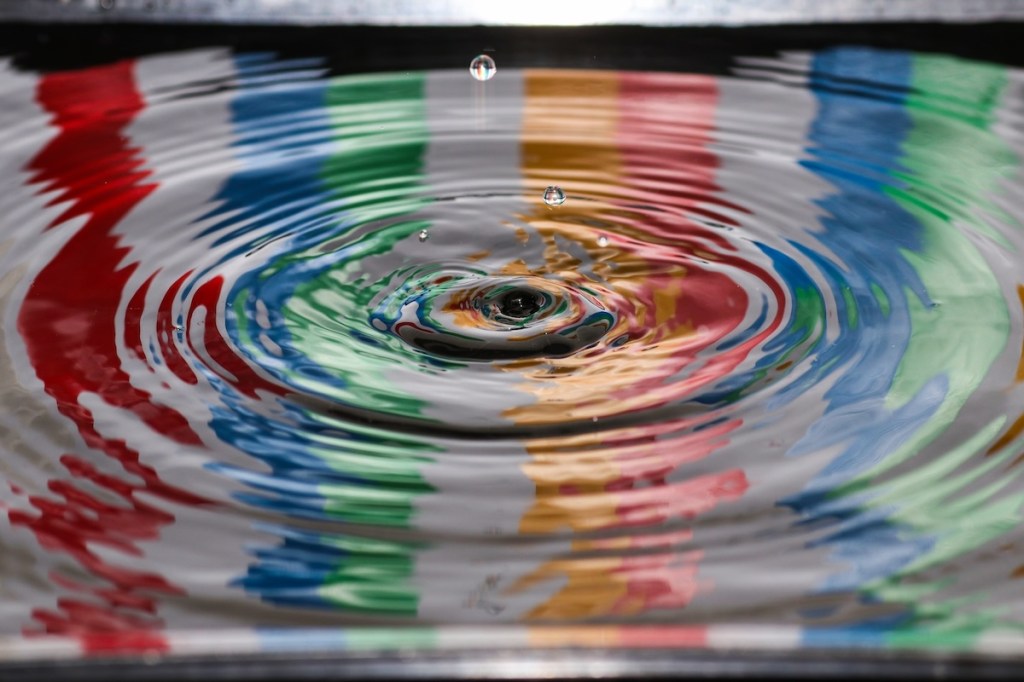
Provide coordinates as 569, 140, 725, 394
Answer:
3, 46, 1024, 654
369, 266, 616, 360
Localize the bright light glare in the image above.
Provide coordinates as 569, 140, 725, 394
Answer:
453, 0, 626, 25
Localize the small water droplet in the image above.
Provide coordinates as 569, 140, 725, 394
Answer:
418, 229, 429, 242
543, 186, 566, 207
597, 235, 609, 247
469, 55, 496, 82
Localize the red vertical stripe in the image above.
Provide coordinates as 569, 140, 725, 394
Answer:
157, 271, 200, 386
10, 61, 200, 644
123, 271, 155, 364
617, 73, 784, 398
610, 74, 749, 615
20, 61, 202, 450
188, 275, 282, 397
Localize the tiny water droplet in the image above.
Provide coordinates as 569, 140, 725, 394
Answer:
418, 229, 429, 242
597, 235, 609, 247
469, 55, 496, 82
543, 186, 566, 207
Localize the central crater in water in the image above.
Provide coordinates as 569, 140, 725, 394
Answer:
370, 267, 620, 362
488, 286, 544, 320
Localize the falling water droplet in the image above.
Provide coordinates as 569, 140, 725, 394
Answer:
469, 55, 496, 82
418, 229, 430, 242
597, 235, 609, 247
543, 186, 566, 207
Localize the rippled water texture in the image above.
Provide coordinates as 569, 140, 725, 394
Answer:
3, 47, 1024, 654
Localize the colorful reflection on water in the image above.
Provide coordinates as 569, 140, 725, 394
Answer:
2, 46, 1024, 657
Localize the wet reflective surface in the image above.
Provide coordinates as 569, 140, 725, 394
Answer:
2, 34, 1024, 668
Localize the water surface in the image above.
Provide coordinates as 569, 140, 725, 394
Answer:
2, 45, 1024, 658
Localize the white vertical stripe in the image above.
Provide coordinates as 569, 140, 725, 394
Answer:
0, 635, 82, 661
412, 69, 564, 621
707, 624, 803, 650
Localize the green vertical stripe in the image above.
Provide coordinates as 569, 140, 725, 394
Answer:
284, 72, 434, 418
861, 55, 1023, 642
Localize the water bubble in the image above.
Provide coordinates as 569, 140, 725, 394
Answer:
597, 235, 609, 247
418, 229, 429, 242
543, 186, 566, 207
469, 55, 496, 82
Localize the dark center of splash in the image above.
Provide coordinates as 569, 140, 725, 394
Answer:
370, 269, 617, 363
496, 288, 542, 319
